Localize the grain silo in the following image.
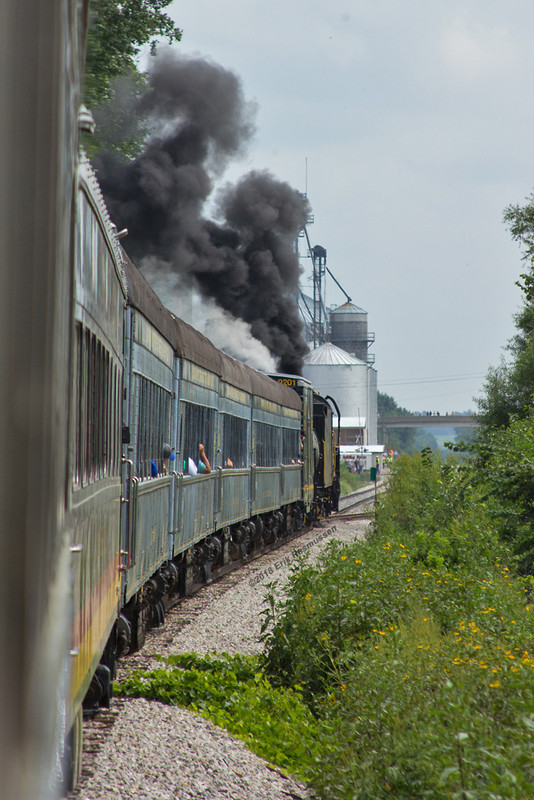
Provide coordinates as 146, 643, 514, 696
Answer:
330, 302, 374, 364
302, 341, 377, 446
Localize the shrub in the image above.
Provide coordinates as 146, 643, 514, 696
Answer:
261, 452, 534, 798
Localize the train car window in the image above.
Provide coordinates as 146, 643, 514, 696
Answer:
86, 329, 95, 483
73, 322, 121, 488
104, 346, 111, 476
136, 376, 171, 479
253, 421, 280, 467
110, 364, 119, 476
221, 413, 248, 468
97, 341, 105, 478
73, 322, 83, 487
281, 428, 299, 464
106, 360, 112, 477
180, 401, 216, 471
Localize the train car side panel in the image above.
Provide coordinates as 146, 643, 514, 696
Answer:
69, 166, 126, 727
171, 358, 219, 552
122, 309, 174, 601
216, 469, 251, 527
215, 381, 252, 528
174, 472, 217, 549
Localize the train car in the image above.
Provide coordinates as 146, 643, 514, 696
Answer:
0, 2, 89, 798
117, 255, 304, 652
66, 153, 127, 772
312, 392, 341, 515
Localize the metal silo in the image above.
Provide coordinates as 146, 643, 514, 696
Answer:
330, 302, 374, 363
302, 342, 377, 445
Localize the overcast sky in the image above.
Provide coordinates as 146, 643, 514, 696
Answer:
163, 0, 534, 412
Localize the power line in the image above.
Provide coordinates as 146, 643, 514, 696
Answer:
379, 373, 485, 388
395, 389, 480, 403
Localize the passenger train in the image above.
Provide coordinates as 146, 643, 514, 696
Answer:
68, 153, 340, 786
0, 3, 339, 796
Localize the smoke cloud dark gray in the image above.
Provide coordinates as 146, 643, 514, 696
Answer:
94, 50, 310, 373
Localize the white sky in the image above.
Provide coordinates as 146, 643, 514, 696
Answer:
164, 0, 534, 412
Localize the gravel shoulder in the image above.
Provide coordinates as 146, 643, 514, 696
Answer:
69, 504, 372, 800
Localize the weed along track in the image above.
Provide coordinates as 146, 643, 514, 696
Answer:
67, 503, 373, 800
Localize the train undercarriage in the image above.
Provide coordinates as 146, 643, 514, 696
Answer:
82, 500, 311, 718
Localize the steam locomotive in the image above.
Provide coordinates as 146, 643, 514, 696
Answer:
0, 4, 339, 796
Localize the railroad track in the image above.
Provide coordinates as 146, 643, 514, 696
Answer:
333, 480, 385, 520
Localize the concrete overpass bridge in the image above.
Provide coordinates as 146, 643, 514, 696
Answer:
379, 414, 477, 430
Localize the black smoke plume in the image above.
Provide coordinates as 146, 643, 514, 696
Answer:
94, 50, 310, 373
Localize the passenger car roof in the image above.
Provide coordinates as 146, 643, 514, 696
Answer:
122, 253, 301, 410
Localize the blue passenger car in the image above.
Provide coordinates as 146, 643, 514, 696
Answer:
119, 255, 304, 639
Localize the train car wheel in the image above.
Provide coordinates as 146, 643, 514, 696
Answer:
129, 604, 149, 652
61, 705, 83, 793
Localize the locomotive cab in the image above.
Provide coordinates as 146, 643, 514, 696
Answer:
268, 373, 340, 518
312, 392, 340, 515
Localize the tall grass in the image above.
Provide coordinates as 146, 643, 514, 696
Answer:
261, 451, 534, 798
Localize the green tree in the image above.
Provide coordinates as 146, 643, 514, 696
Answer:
476, 199, 534, 431
377, 391, 418, 453
84, 0, 182, 109
476, 406, 534, 572
377, 390, 411, 417
82, 1, 182, 157
503, 194, 534, 264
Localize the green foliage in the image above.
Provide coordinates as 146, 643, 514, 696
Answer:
470, 203, 534, 566
476, 194, 534, 431
314, 616, 534, 799
377, 391, 418, 453
83, 0, 182, 157
260, 452, 534, 798
116, 651, 325, 780
383, 426, 417, 454
503, 194, 534, 265
413, 426, 441, 452
476, 407, 534, 572
82, 75, 150, 160
476, 354, 534, 432
85, 0, 182, 108
377, 391, 412, 417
